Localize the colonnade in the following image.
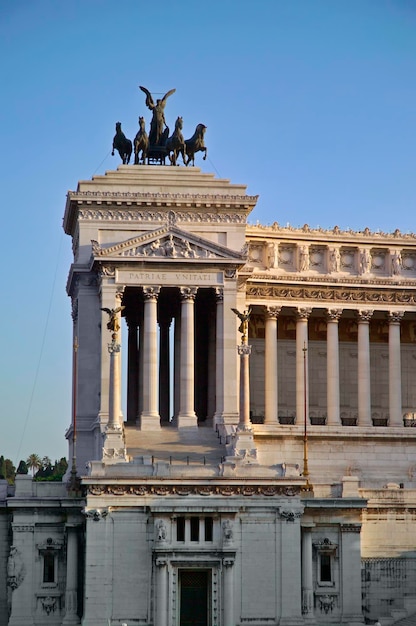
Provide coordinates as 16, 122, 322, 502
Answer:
101, 283, 232, 430
263, 306, 406, 427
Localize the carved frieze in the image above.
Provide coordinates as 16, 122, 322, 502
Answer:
246, 284, 416, 305
78, 207, 247, 224
86, 483, 301, 497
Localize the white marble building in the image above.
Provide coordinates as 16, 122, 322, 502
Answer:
1, 165, 416, 626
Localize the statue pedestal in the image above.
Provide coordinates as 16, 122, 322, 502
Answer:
227, 428, 258, 463
102, 426, 127, 463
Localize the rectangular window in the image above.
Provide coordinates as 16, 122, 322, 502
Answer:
204, 517, 213, 542
43, 551, 55, 583
320, 554, 332, 582
190, 517, 199, 542
177, 517, 185, 542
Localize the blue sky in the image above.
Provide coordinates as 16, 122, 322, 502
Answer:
1, 0, 415, 465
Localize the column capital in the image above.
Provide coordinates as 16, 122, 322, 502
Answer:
143, 286, 161, 300
340, 523, 361, 533
265, 305, 282, 320
326, 308, 342, 322
223, 557, 235, 568
155, 557, 168, 568
280, 509, 302, 523
296, 307, 312, 321
180, 286, 198, 300
387, 310, 405, 324
357, 309, 373, 323
214, 287, 224, 302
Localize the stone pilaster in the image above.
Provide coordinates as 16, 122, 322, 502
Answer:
279, 508, 304, 625
155, 558, 168, 626
301, 525, 315, 622
340, 524, 364, 625
62, 523, 80, 625
223, 557, 235, 626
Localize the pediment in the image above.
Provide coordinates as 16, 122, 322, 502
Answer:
91, 225, 246, 264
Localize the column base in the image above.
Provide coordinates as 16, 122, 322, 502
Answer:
140, 413, 161, 431
215, 412, 239, 427
63, 604, 80, 624
278, 618, 305, 626
177, 413, 198, 429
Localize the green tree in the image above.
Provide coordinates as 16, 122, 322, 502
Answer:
53, 457, 68, 479
16, 460, 28, 475
26, 453, 42, 477
0, 455, 6, 480
4, 459, 16, 484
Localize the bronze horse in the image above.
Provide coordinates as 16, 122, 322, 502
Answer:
112, 122, 132, 164
134, 117, 149, 165
185, 124, 207, 166
166, 116, 186, 166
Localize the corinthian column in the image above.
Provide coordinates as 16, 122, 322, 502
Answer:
357, 310, 373, 427
178, 287, 198, 428
388, 311, 404, 427
326, 309, 342, 426
140, 286, 161, 430
264, 306, 281, 424
296, 308, 311, 425
102, 291, 127, 461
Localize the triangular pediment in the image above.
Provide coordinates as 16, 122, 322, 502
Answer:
91, 225, 246, 264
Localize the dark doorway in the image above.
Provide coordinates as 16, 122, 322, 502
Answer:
179, 569, 210, 626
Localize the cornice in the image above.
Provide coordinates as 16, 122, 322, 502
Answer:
68, 190, 258, 205
246, 223, 416, 244
64, 191, 257, 235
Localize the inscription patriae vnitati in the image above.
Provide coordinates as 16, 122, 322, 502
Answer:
116, 269, 223, 286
